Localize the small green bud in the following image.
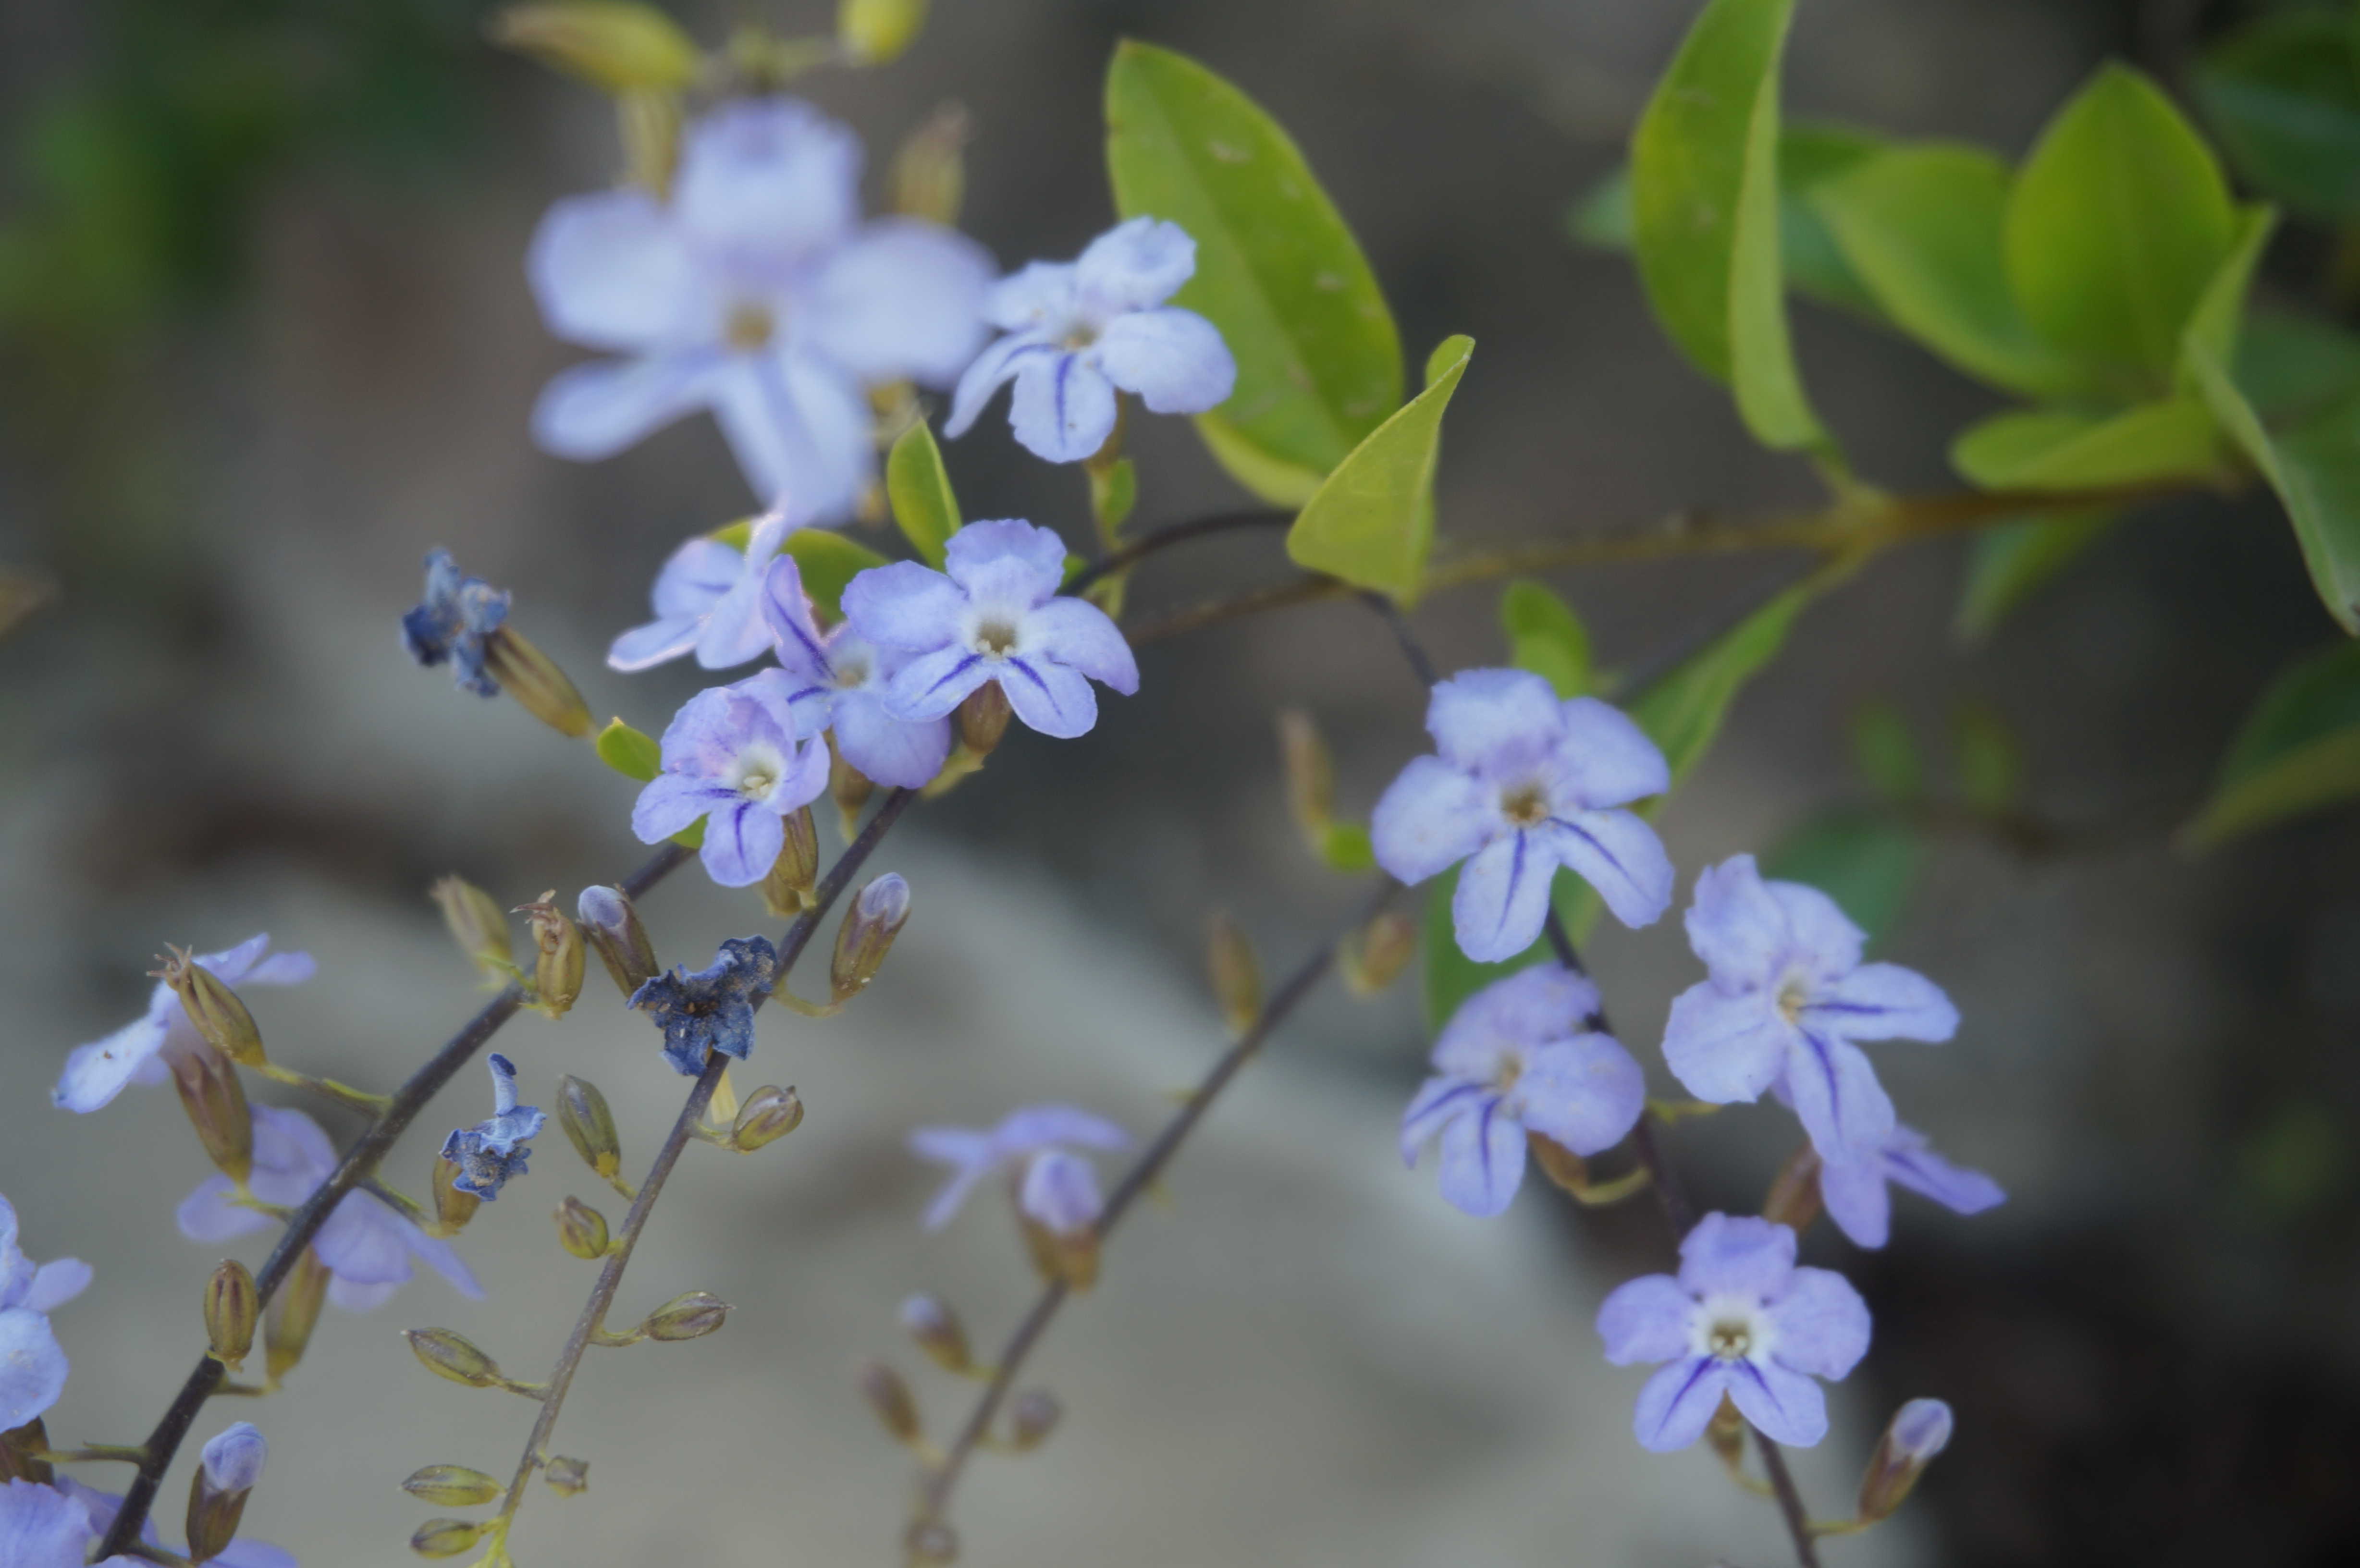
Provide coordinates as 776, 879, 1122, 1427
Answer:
829, 873, 911, 1003
405, 1328, 502, 1388
0, 1418, 53, 1485
897, 1292, 969, 1373
1340, 910, 1416, 998
556, 1075, 623, 1180
837, 0, 928, 63
431, 876, 514, 985
157, 947, 266, 1066
265, 1249, 330, 1385
544, 1455, 590, 1496
731, 1085, 804, 1151
409, 1518, 487, 1557
760, 806, 821, 919
186, 1424, 265, 1565
1204, 913, 1260, 1036
576, 884, 658, 1000
889, 103, 968, 225
483, 625, 594, 738
954, 681, 1011, 757
516, 892, 587, 1018
1007, 1389, 1061, 1451
204, 1260, 258, 1371
431, 1155, 482, 1235
1276, 710, 1336, 849
641, 1290, 731, 1343
490, 3, 701, 93
170, 1044, 252, 1188
859, 1360, 922, 1446
401, 1465, 503, 1508
1857, 1399, 1954, 1522
555, 1197, 610, 1260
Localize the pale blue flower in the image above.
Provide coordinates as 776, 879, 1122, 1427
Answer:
631, 674, 830, 886
629, 936, 779, 1075
841, 520, 1138, 739
45, 1476, 295, 1568
0, 1480, 100, 1568
1816, 1123, 2004, 1249
607, 509, 793, 672
401, 549, 510, 696
54, 934, 314, 1114
1371, 668, 1674, 962
1661, 855, 1958, 1164
199, 1423, 268, 1493
529, 96, 992, 520
1596, 1213, 1870, 1452
758, 554, 950, 787
944, 217, 1236, 462
438, 1054, 546, 1202
1, 1193, 90, 1430
907, 1106, 1131, 1231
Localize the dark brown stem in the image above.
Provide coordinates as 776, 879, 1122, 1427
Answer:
1066, 508, 1291, 595
1756, 1430, 1825, 1568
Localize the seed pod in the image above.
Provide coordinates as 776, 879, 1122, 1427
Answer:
409, 1518, 487, 1558
0, 1418, 53, 1485
1857, 1398, 1954, 1521
405, 1328, 502, 1388
513, 893, 586, 1017
543, 1455, 590, 1496
761, 807, 821, 919
1204, 913, 1261, 1036
858, 1360, 922, 1446
264, 1249, 330, 1385
556, 1076, 622, 1180
642, 1291, 731, 1343
401, 1465, 502, 1508
897, 1293, 970, 1373
482, 626, 593, 738
1342, 910, 1416, 998
889, 103, 968, 226
555, 1197, 610, 1260
576, 884, 659, 999
1276, 710, 1336, 847
431, 1155, 482, 1235
830, 873, 911, 1003
954, 681, 1011, 757
1761, 1145, 1824, 1234
204, 1260, 258, 1371
431, 876, 513, 984
187, 1422, 265, 1564
731, 1085, 804, 1151
158, 948, 265, 1067
1008, 1390, 1061, 1451
171, 1044, 252, 1188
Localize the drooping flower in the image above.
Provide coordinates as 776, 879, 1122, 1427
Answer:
55, 935, 314, 1115
43, 1476, 295, 1568
1, 1194, 90, 1430
177, 1106, 482, 1312
438, 1054, 547, 1202
907, 1105, 1131, 1232
401, 549, 511, 697
607, 509, 792, 672
841, 519, 1138, 739
1595, 1213, 1870, 1452
629, 936, 780, 1075
758, 554, 951, 787
529, 96, 993, 520
1371, 669, 1674, 962
1815, 1124, 2004, 1249
1400, 966, 1646, 1217
1661, 855, 1958, 1163
631, 675, 831, 886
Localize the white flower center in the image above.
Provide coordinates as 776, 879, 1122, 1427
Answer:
971, 619, 1020, 658
731, 740, 790, 801
1690, 1293, 1775, 1364
1500, 779, 1552, 829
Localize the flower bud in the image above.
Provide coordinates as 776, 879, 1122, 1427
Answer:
483, 626, 593, 737
490, 1, 701, 90
1008, 1389, 1061, 1451
1761, 1145, 1824, 1234
1341, 910, 1416, 998
760, 807, 821, 919
515, 892, 586, 1017
431, 1155, 482, 1235
555, 1075, 623, 1181
731, 1085, 804, 1151
188, 1422, 265, 1564
204, 1260, 258, 1371
1276, 710, 1336, 847
838, 0, 928, 63
1017, 1153, 1103, 1292
1706, 1393, 1747, 1470
405, 1328, 502, 1388
410, 1518, 487, 1558
858, 1360, 922, 1446
1527, 1133, 1590, 1197
1204, 913, 1261, 1036
401, 1465, 502, 1508
544, 1455, 590, 1496
1857, 1397, 1954, 1522
954, 681, 1011, 757
264, 1248, 330, 1385
158, 948, 266, 1067
830, 873, 911, 1003
829, 736, 873, 837
431, 876, 514, 985
171, 1044, 253, 1188
642, 1291, 731, 1342
898, 1293, 970, 1373
889, 103, 968, 225
576, 884, 658, 1000
1, 1418, 54, 1485
555, 1197, 610, 1260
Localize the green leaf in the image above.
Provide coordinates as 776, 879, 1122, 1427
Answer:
2237, 308, 2360, 425
1091, 455, 1138, 539
1106, 40, 1402, 502
1951, 701, 2025, 813
1285, 334, 1473, 598
2176, 205, 2278, 395
1630, 0, 1830, 455
1954, 510, 2121, 642
1420, 866, 1593, 1032
1847, 699, 1921, 802
1320, 821, 1375, 873
2182, 639, 2360, 846
2004, 62, 2238, 388
1500, 579, 1591, 697
2194, 8, 2360, 224
595, 718, 661, 782
1949, 398, 2226, 491
885, 420, 959, 567
1631, 568, 1830, 783
1812, 142, 2087, 400
782, 529, 892, 620
1761, 809, 1923, 946
2188, 341, 2360, 633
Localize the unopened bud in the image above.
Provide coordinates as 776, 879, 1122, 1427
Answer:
187, 1422, 265, 1563
1857, 1397, 1954, 1521
204, 1260, 258, 1371
1528, 1133, 1590, 1196
555, 1197, 610, 1260
410, 1518, 487, 1558
1, 1418, 54, 1485
264, 1249, 330, 1385
890, 103, 968, 225
431, 876, 513, 985
642, 1290, 730, 1342
1762, 1145, 1824, 1234
556, 1075, 622, 1180
1017, 1154, 1104, 1292
515, 892, 586, 1017
576, 884, 658, 999
859, 1360, 922, 1445
830, 873, 911, 1003
838, 0, 928, 63
171, 1044, 253, 1188
829, 736, 873, 837
158, 948, 265, 1067
431, 1155, 482, 1234
731, 1085, 804, 1151
898, 1293, 970, 1373
544, 1455, 590, 1496
490, 3, 700, 92
1706, 1393, 1747, 1469
483, 626, 593, 738
401, 1465, 502, 1508
1341, 910, 1415, 998
760, 807, 821, 919
405, 1328, 502, 1388
954, 681, 1011, 757
1204, 913, 1261, 1035
1276, 710, 1336, 846
1008, 1389, 1061, 1451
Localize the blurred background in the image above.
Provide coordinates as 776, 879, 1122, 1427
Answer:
5, 0, 2359, 1564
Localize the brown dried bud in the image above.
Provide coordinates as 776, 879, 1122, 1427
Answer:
171, 1044, 252, 1188
642, 1291, 730, 1342
1204, 913, 1261, 1036
409, 1518, 487, 1558
401, 1465, 502, 1508
555, 1197, 610, 1260
513, 892, 586, 1018
556, 1075, 623, 1180
1857, 1398, 1954, 1521
204, 1260, 258, 1371
954, 681, 1012, 757
1008, 1389, 1062, 1451
889, 102, 969, 225
1761, 1145, 1824, 1234
544, 1455, 590, 1496
830, 874, 911, 1003
405, 1328, 502, 1388
858, 1360, 922, 1446
760, 807, 821, 919
431, 876, 514, 985
1341, 910, 1416, 998
731, 1085, 804, 1151
897, 1292, 970, 1373
483, 626, 593, 738
0, 1419, 53, 1485
431, 1155, 482, 1235
1276, 710, 1336, 847
264, 1248, 330, 1385
158, 947, 265, 1066
576, 884, 658, 1000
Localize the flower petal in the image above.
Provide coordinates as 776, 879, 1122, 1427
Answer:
1728, 1360, 1829, 1447
1632, 1357, 1731, 1452
1596, 1274, 1696, 1365
999, 656, 1100, 738
655, 686, 745, 776
0, 1468, 93, 1568
1009, 352, 1118, 464
314, 1194, 412, 1286
945, 518, 1069, 602
992, 1105, 1132, 1155
761, 556, 833, 681
1451, 832, 1558, 963
1675, 1212, 1796, 1298
942, 331, 1060, 439
399, 1221, 487, 1303
632, 774, 734, 845
1399, 1078, 1485, 1166
527, 189, 694, 352
652, 537, 744, 617
23, 1260, 91, 1314
1094, 306, 1235, 414
1516, 1033, 1646, 1157
711, 351, 871, 521
842, 560, 965, 650
699, 800, 785, 888
806, 218, 992, 386
1767, 878, 1866, 980
1433, 965, 1601, 1082
985, 260, 1079, 331
1425, 668, 1564, 775
1543, 809, 1673, 929
1549, 697, 1670, 808
1767, 1266, 1871, 1380
673, 96, 860, 265
1807, 962, 1959, 1045
609, 614, 704, 673
1816, 1153, 1893, 1248
1882, 1130, 2006, 1218
175, 1176, 270, 1245
1684, 855, 1789, 989
884, 645, 992, 721
1370, 756, 1493, 885
1021, 597, 1138, 691
531, 351, 722, 460
1017, 1150, 1103, 1234
52, 1013, 170, 1114
1434, 1097, 1528, 1217
1784, 1030, 1897, 1163
1660, 982, 1789, 1105
832, 691, 951, 788
693, 571, 775, 671
0, 1309, 68, 1430
326, 1276, 402, 1314
1074, 216, 1196, 312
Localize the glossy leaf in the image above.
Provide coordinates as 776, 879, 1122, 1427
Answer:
1954, 510, 2120, 642
2176, 206, 2278, 396
2182, 640, 2360, 846
2189, 339, 2360, 634
885, 420, 959, 567
595, 718, 661, 782
2194, 9, 2360, 224
1500, 579, 1591, 697
1106, 40, 1402, 503
1286, 334, 1473, 599
1949, 398, 2225, 491
1761, 809, 1923, 947
784, 530, 892, 620
2238, 308, 2360, 426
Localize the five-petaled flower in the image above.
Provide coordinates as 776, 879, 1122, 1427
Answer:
529, 96, 992, 521
1, 1193, 92, 1430
0, 1476, 295, 1568
178, 1106, 482, 1311
401, 549, 511, 697
439, 1053, 547, 1202
1814, 1123, 2004, 1250
632, 674, 831, 887
841, 519, 1138, 739
1400, 966, 1646, 1217
944, 216, 1236, 462
760, 553, 951, 787
630, 936, 780, 1076
1596, 1213, 1870, 1452
1661, 855, 1958, 1164
608, 509, 792, 672
55, 934, 314, 1115
1371, 668, 1674, 962
907, 1105, 1131, 1233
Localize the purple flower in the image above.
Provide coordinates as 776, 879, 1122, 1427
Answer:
33, 1476, 295, 1568
1371, 669, 1674, 962
629, 936, 779, 1076
1400, 966, 1646, 1217
944, 217, 1236, 463
401, 549, 510, 697
907, 1105, 1131, 1232
631, 674, 831, 886
1, 1194, 91, 1430
759, 554, 951, 787
607, 509, 792, 672
841, 519, 1138, 739
178, 1106, 482, 1312
200, 1423, 268, 1493
1661, 855, 1959, 1163
1816, 1124, 2004, 1249
55, 934, 314, 1115
438, 1053, 546, 1202
529, 96, 992, 520
1596, 1213, 1870, 1452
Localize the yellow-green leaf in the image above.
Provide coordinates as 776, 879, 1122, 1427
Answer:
1285, 335, 1473, 599
1500, 579, 1591, 697
595, 718, 661, 782
2176, 205, 2278, 396
2182, 640, 2360, 846
1949, 398, 2226, 491
885, 421, 959, 567
782, 530, 891, 619
2188, 340, 2360, 633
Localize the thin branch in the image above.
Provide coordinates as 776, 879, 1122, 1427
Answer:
1067, 508, 1291, 595
1755, 1431, 1825, 1568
